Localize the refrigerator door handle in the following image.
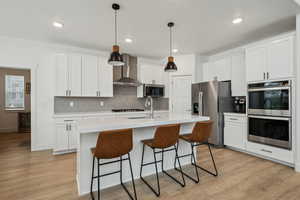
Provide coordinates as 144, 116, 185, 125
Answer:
199, 92, 203, 116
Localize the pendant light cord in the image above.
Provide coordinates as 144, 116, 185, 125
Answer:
169, 26, 172, 57
115, 9, 118, 45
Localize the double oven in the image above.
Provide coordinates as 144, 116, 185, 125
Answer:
248, 80, 292, 150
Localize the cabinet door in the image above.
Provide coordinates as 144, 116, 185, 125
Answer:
68, 123, 78, 150
224, 122, 246, 150
82, 55, 98, 96
55, 54, 68, 96
202, 62, 216, 81
246, 46, 267, 82
98, 56, 113, 97
68, 54, 82, 96
214, 58, 231, 81
231, 53, 246, 96
54, 123, 69, 152
267, 37, 294, 80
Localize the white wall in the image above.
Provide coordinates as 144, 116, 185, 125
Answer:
0, 36, 109, 151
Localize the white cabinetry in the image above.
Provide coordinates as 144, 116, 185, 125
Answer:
202, 58, 231, 82
224, 113, 247, 150
213, 58, 231, 81
54, 120, 78, 154
231, 53, 246, 96
55, 53, 82, 96
55, 53, 114, 97
267, 37, 294, 80
82, 55, 98, 97
246, 34, 294, 82
98, 56, 113, 97
246, 141, 294, 164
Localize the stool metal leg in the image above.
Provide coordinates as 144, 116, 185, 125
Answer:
97, 158, 100, 200
90, 156, 95, 200
161, 146, 185, 187
119, 155, 137, 200
140, 145, 161, 197
174, 143, 200, 183
192, 143, 218, 177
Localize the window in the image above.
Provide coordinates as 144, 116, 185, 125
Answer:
5, 75, 25, 110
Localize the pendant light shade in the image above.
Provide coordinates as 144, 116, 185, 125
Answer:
164, 22, 177, 72
108, 3, 124, 66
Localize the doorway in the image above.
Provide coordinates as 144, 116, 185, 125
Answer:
170, 75, 192, 113
0, 67, 31, 149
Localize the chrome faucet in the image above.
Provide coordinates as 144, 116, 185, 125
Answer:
145, 96, 154, 119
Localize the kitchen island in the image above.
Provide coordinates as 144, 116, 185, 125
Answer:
76, 112, 210, 195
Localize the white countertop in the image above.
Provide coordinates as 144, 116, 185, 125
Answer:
53, 110, 169, 118
78, 112, 210, 134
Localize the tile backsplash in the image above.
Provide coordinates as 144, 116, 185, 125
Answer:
54, 86, 169, 113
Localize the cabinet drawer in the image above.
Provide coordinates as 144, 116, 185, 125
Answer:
246, 141, 294, 164
224, 115, 246, 124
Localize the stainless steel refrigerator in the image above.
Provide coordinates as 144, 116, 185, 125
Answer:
192, 80, 233, 147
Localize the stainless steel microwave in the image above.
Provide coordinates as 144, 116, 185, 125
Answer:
143, 84, 165, 97
248, 80, 291, 117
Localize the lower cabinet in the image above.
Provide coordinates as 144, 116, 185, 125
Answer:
246, 141, 294, 164
54, 120, 78, 154
224, 113, 294, 165
224, 113, 247, 150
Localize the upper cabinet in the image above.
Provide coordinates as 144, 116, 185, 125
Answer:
82, 55, 98, 97
138, 61, 163, 84
246, 34, 294, 82
231, 53, 246, 96
202, 52, 245, 96
55, 53, 82, 96
202, 57, 231, 82
55, 53, 113, 97
98, 56, 113, 97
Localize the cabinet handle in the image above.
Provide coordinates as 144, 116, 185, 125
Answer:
66, 124, 68, 131
229, 118, 238, 121
261, 149, 272, 153
69, 124, 71, 131
267, 72, 270, 80
66, 90, 68, 96
263, 72, 266, 80
69, 90, 71, 96
98, 91, 100, 97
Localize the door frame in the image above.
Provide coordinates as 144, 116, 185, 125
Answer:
0, 65, 37, 151
169, 74, 192, 112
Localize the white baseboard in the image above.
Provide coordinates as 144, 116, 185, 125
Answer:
295, 162, 300, 172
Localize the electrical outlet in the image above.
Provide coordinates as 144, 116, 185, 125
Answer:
100, 101, 104, 107
69, 101, 74, 107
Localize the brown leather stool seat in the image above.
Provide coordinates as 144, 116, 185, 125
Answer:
90, 129, 137, 200
175, 120, 218, 183
140, 124, 185, 197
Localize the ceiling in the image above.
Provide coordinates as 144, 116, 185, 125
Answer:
0, 0, 299, 58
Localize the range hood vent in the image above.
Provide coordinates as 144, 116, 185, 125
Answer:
113, 54, 142, 87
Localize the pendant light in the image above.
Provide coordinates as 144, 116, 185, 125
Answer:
108, 3, 124, 66
164, 22, 177, 72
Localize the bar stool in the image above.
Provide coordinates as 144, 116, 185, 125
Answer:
139, 124, 185, 197
90, 129, 137, 200
174, 120, 218, 183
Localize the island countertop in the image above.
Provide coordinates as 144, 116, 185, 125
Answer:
77, 112, 210, 134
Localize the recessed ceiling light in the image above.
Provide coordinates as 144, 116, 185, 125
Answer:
125, 38, 133, 43
232, 17, 243, 24
172, 49, 178, 53
53, 21, 64, 28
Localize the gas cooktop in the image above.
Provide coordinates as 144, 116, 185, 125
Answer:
111, 109, 145, 112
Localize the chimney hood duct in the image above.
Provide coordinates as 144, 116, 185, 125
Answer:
113, 54, 142, 87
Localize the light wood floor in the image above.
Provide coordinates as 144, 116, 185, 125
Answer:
1, 133, 300, 200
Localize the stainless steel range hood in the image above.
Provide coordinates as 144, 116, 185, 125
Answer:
113, 54, 142, 87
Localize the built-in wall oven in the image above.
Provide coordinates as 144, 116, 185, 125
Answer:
248, 115, 292, 149
247, 80, 292, 150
